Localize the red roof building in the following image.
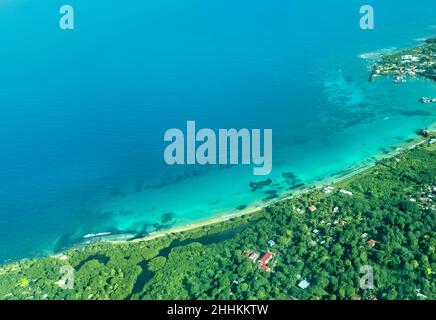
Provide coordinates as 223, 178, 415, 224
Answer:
260, 264, 271, 272
368, 239, 377, 248
308, 205, 317, 212
352, 296, 361, 301
259, 251, 273, 265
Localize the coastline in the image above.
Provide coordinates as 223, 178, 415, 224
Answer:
106, 34, 436, 250
1, 4, 436, 300
7, 125, 433, 267
106, 129, 432, 248
4, 128, 434, 300
2, 35, 435, 266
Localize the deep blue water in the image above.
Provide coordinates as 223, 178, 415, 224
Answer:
1, 0, 436, 263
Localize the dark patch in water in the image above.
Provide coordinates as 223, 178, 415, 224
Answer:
152, 221, 175, 232
282, 171, 296, 179
249, 179, 272, 191
128, 223, 153, 241
236, 205, 247, 211
264, 190, 277, 195
282, 172, 301, 186
288, 183, 305, 190
398, 110, 432, 117
161, 212, 174, 224
263, 193, 279, 202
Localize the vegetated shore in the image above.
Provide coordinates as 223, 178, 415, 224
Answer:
5, 124, 434, 266
45, 35, 436, 263
108, 128, 434, 248
5, 35, 436, 265
1, 128, 435, 300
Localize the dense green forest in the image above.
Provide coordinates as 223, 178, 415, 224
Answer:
0, 138, 435, 300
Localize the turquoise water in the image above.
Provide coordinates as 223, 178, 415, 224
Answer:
1, 0, 436, 262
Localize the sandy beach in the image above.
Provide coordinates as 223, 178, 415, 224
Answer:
107, 131, 431, 247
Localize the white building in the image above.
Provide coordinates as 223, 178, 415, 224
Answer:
298, 280, 310, 289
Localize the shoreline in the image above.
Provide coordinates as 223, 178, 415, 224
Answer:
4, 35, 436, 266
107, 129, 431, 247
5, 127, 432, 267
4, 128, 434, 300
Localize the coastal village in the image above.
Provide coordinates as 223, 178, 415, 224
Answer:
241, 138, 436, 299
242, 184, 378, 295
370, 37, 436, 83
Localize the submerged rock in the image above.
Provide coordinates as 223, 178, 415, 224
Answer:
249, 179, 272, 191
282, 172, 302, 186
161, 212, 175, 224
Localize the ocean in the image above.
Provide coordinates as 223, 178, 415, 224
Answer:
1, 0, 436, 263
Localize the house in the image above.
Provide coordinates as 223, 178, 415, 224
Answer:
340, 189, 353, 196
308, 205, 317, 212
402, 55, 419, 62
368, 239, 377, 248
59, 255, 69, 261
298, 280, 310, 289
258, 251, 273, 272
244, 250, 253, 257
352, 295, 361, 301
420, 197, 430, 203
324, 186, 334, 194
249, 253, 259, 262
260, 264, 271, 272
259, 252, 273, 265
